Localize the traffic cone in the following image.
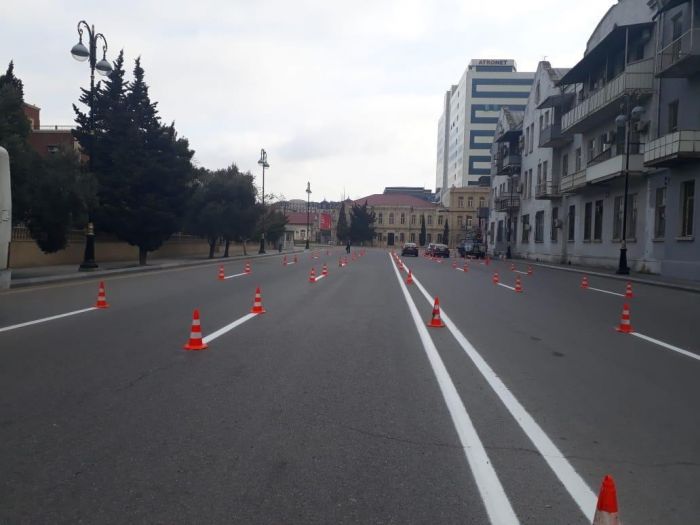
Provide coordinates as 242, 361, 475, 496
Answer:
463, 263, 469, 272
322, 263, 328, 276
218, 265, 225, 280
527, 265, 533, 276
427, 297, 446, 328
510, 262, 515, 271
398, 259, 404, 271
244, 262, 251, 274
592, 475, 620, 525
309, 267, 317, 283
282, 255, 287, 266
95, 281, 109, 309
625, 282, 634, 298
492, 272, 500, 284
406, 269, 414, 285
615, 304, 633, 334
338, 257, 343, 267
581, 275, 589, 289
250, 287, 266, 313
452, 261, 457, 269
485, 255, 491, 266
184, 309, 207, 350
515, 276, 523, 293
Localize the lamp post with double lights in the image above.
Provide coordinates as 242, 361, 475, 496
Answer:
614, 99, 645, 275
258, 149, 269, 254
305, 182, 312, 250
70, 20, 113, 270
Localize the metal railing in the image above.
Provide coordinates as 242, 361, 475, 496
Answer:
535, 180, 561, 198
560, 170, 586, 193
539, 123, 562, 147
656, 27, 700, 74
495, 195, 520, 212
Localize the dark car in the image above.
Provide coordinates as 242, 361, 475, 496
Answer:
457, 240, 485, 259
428, 243, 450, 258
401, 242, 418, 257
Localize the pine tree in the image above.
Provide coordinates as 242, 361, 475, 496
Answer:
349, 200, 376, 244
419, 215, 426, 246
336, 201, 349, 242
443, 218, 449, 246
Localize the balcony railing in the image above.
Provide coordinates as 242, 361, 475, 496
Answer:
535, 180, 561, 199
494, 195, 520, 212
538, 123, 570, 148
656, 27, 700, 77
495, 153, 521, 175
562, 59, 654, 133
560, 170, 586, 193
644, 130, 700, 166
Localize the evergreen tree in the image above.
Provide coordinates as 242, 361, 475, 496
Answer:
336, 201, 349, 242
349, 200, 376, 244
443, 218, 449, 246
419, 215, 426, 246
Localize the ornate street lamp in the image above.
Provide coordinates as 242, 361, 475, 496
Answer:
71, 20, 112, 271
305, 182, 312, 250
258, 149, 269, 254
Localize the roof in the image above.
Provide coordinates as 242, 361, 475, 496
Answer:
285, 211, 319, 225
351, 194, 437, 208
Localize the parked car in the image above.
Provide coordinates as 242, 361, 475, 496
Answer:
427, 243, 450, 258
457, 240, 486, 259
401, 242, 418, 257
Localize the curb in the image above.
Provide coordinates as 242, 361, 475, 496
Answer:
526, 261, 700, 294
8, 250, 302, 289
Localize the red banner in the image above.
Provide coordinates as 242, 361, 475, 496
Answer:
319, 213, 332, 231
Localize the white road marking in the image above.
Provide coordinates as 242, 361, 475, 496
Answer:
513, 270, 528, 275
388, 254, 519, 524
312, 274, 326, 282
202, 313, 258, 344
224, 272, 248, 280
0, 307, 98, 333
587, 286, 625, 297
497, 283, 516, 291
456, 268, 466, 272
403, 261, 598, 523
632, 332, 700, 362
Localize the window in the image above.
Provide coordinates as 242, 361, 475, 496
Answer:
568, 205, 576, 241
551, 207, 559, 242
399, 232, 405, 242
437, 234, 442, 243
535, 211, 544, 242
542, 161, 548, 182
467, 197, 473, 208
378, 213, 383, 225
613, 195, 637, 240
490, 222, 495, 243
613, 196, 623, 240
562, 154, 569, 177
400, 213, 406, 225
522, 214, 530, 243
536, 163, 542, 193
427, 215, 433, 226
411, 214, 416, 225
497, 220, 503, 242
652, 188, 666, 239
438, 215, 444, 226
584, 202, 593, 241
389, 213, 394, 225
410, 232, 416, 242
594, 200, 604, 241
539, 114, 544, 132
669, 100, 679, 133
535, 82, 541, 104
458, 196, 464, 208
529, 169, 534, 198
530, 124, 535, 153
544, 110, 550, 126
587, 139, 596, 163
467, 216, 473, 227
681, 180, 695, 237
525, 128, 530, 156
457, 216, 463, 227
427, 233, 432, 243
575, 148, 582, 171
479, 197, 485, 208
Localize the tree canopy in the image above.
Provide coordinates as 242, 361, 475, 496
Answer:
336, 201, 349, 242
349, 200, 376, 244
419, 215, 426, 246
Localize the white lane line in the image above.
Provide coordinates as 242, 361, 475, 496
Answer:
0, 307, 98, 333
513, 270, 528, 275
404, 262, 598, 523
202, 313, 258, 344
632, 332, 700, 362
587, 286, 625, 297
313, 274, 327, 282
389, 255, 519, 524
456, 268, 466, 272
223, 272, 248, 280
497, 283, 516, 291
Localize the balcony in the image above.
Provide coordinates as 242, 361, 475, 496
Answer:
535, 180, 561, 199
656, 28, 700, 77
644, 130, 700, 166
560, 170, 586, 193
586, 150, 644, 185
495, 154, 521, 175
538, 123, 570, 148
494, 195, 520, 212
561, 59, 655, 134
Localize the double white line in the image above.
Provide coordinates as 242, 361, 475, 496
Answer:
391, 254, 597, 523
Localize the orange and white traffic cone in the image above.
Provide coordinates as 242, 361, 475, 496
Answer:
282, 255, 287, 266
515, 276, 523, 293
250, 287, 266, 313
581, 275, 589, 289
510, 262, 515, 271
338, 257, 343, 267
244, 262, 251, 274
95, 281, 110, 309
492, 272, 500, 284
322, 263, 328, 276
309, 267, 317, 283
615, 304, 633, 334
592, 475, 621, 525
406, 269, 414, 285
218, 265, 225, 280
427, 297, 446, 328
625, 282, 634, 298
184, 309, 207, 350
527, 265, 533, 276
398, 259, 404, 271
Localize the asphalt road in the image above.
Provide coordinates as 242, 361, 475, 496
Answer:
1, 249, 698, 524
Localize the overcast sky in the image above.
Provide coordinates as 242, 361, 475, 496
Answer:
2, 0, 615, 201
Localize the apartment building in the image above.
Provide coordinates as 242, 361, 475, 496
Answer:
437, 59, 534, 204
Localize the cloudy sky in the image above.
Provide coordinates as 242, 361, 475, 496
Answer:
2, 0, 615, 201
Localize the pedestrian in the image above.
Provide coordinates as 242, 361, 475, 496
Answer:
346, 239, 351, 254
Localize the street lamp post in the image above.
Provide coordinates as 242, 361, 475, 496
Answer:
305, 182, 312, 250
258, 149, 269, 254
71, 20, 113, 271
615, 98, 644, 275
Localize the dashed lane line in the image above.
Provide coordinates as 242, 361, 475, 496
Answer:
202, 313, 258, 344
631, 332, 700, 362
223, 272, 248, 280
388, 254, 519, 525
402, 261, 598, 523
587, 286, 625, 297
0, 307, 98, 333
497, 283, 516, 291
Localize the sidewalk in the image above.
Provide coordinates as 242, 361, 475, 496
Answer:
7, 249, 301, 289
